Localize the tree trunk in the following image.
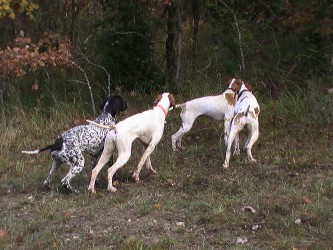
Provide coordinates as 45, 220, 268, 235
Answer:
165, 2, 182, 93
191, 0, 201, 76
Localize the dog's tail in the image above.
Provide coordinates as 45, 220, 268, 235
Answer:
21, 137, 63, 154
168, 103, 185, 111
22, 144, 54, 154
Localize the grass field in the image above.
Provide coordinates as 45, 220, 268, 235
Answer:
1, 84, 333, 249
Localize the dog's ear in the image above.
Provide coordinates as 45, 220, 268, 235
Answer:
232, 79, 243, 92
168, 93, 176, 109
244, 82, 253, 92
153, 94, 162, 105
99, 96, 111, 111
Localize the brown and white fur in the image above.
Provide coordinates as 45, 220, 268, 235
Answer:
171, 79, 243, 151
222, 81, 260, 169
88, 93, 176, 193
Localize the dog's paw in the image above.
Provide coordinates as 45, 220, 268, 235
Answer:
222, 163, 229, 169
88, 188, 96, 194
107, 186, 117, 193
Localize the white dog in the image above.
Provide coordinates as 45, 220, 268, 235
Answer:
171, 78, 243, 151
88, 93, 176, 193
222, 81, 260, 169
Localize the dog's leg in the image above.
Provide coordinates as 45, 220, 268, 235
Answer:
91, 154, 102, 185
132, 143, 157, 182
44, 154, 62, 189
223, 120, 244, 169
233, 134, 240, 156
172, 114, 197, 151
88, 137, 115, 193
61, 152, 85, 193
106, 152, 131, 192
223, 115, 232, 146
140, 143, 156, 174
145, 155, 156, 174
171, 127, 185, 151
244, 120, 259, 162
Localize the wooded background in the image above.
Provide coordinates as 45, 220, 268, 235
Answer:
0, 0, 332, 101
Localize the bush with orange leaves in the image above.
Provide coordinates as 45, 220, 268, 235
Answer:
0, 32, 73, 77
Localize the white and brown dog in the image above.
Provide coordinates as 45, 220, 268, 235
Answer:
171, 79, 243, 151
222, 80, 260, 169
88, 93, 176, 193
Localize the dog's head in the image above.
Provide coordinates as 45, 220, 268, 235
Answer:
100, 95, 128, 118
153, 93, 176, 110
226, 78, 243, 93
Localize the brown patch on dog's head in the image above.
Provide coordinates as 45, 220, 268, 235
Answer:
225, 93, 236, 106
230, 78, 243, 92
168, 93, 176, 109
153, 94, 162, 105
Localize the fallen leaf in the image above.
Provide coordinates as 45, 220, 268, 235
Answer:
300, 196, 311, 204
166, 178, 175, 186
154, 203, 161, 209
85, 234, 93, 240
0, 229, 10, 241
63, 211, 72, 218
16, 232, 24, 243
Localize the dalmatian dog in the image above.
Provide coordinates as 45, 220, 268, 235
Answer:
22, 95, 127, 193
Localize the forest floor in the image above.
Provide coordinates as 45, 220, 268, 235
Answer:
1, 90, 333, 249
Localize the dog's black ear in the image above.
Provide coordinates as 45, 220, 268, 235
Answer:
102, 95, 127, 117
99, 96, 110, 111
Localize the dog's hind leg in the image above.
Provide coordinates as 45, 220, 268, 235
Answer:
145, 156, 156, 174
107, 152, 131, 192
44, 153, 62, 189
140, 143, 156, 174
223, 119, 244, 169
132, 142, 157, 182
171, 113, 198, 151
60, 151, 85, 193
244, 120, 259, 162
88, 136, 115, 193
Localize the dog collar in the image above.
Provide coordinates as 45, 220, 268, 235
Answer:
227, 87, 237, 92
155, 104, 168, 117
237, 89, 250, 100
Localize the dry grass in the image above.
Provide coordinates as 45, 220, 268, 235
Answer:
0, 85, 333, 249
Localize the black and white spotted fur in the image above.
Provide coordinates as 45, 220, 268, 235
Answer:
22, 95, 127, 193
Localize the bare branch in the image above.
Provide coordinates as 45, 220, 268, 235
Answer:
220, 1, 245, 73
71, 61, 96, 116
80, 53, 111, 95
